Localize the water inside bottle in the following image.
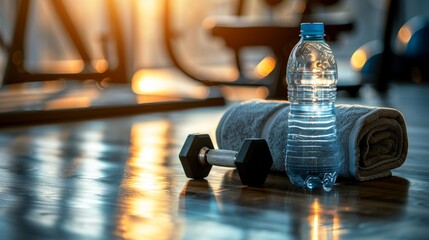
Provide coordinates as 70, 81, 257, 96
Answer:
286, 72, 340, 191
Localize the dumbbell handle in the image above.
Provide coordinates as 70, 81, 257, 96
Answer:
198, 147, 237, 167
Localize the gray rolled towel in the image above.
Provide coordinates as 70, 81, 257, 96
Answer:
216, 100, 408, 181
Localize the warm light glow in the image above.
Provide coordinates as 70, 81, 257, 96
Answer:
92, 59, 109, 73
254, 57, 276, 78
135, 95, 182, 104
310, 199, 320, 240
130, 121, 170, 149
333, 216, 340, 240
255, 86, 270, 99
43, 88, 99, 110
0, 80, 66, 98
42, 80, 67, 92
307, 198, 340, 240
202, 17, 216, 29
350, 49, 367, 71
132, 69, 209, 99
117, 119, 176, 239
128, 120, 171, 169
312, 198, 320, 211
132, 70, 170, 95
222, 86, 269, 101
38, 60, 84, 73
310, 199, 322, 240
397, 25, 412, 45
312, 215, 319, 240
44, 96, 91, 109
100, 78, 111, 88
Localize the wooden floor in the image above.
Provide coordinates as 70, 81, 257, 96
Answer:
0, 83, 428, 239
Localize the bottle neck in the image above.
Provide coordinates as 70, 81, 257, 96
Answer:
301, 34, 325, 41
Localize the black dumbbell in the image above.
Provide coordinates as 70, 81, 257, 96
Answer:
178, 133, 273, 186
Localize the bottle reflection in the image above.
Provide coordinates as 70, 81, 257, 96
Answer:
300, 191, 341, 240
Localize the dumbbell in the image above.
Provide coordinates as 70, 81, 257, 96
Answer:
179, 133, 273, 186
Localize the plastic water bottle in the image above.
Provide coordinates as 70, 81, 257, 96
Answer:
285, 23, 340, 191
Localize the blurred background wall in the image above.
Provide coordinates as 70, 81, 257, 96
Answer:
0, 0, 428, 84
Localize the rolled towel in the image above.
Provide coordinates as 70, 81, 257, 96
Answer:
216, 100, 408, 181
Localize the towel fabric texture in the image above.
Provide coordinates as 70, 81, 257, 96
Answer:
216, 100, 408, 181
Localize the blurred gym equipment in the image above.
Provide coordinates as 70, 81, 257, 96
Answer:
163, 0, 359, 99
0, 0, 225, 126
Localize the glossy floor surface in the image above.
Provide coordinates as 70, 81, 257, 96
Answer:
0, 83, 428, 239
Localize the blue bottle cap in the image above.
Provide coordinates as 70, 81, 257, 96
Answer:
300, 23, 324, 35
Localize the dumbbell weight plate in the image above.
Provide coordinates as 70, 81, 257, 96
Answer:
179, 134, 214, 179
